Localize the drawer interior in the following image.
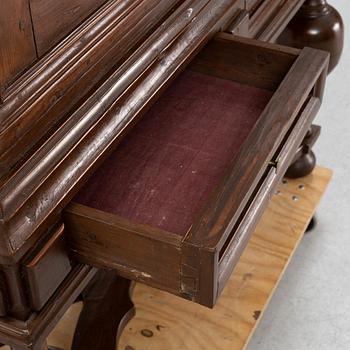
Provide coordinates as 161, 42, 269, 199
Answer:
65, 34, 328, 307
72, 35, 298, 236
74, 69, 272, 236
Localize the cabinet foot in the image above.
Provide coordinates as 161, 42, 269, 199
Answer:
286, 147, 316, 179
306, 216, 317, 232
278, 0, 344, 73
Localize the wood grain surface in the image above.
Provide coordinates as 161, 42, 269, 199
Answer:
30, 0, 107, 56
0, 0, 37, 96
10, 166, 330, 350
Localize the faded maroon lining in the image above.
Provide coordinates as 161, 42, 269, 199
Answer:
74, 70, 272, 236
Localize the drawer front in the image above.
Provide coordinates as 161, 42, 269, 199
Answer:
24, 225, 72, 310
64, 35, 328, 307
217, 100, 321, 297
30, 0, 107, 56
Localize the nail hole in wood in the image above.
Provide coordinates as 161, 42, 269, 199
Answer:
141, 329, 154, 337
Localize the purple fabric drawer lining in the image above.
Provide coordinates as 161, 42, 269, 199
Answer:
74, 70, 272, 236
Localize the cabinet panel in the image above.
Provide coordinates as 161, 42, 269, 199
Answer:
30, 0, 107, 56
0, 0, 37, 97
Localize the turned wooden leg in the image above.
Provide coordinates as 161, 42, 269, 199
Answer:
285, 146, 316, 179
286, 125, 319, 179
306, 216, 317, 232
71, 270, 134, 350
278, 0, 344, 73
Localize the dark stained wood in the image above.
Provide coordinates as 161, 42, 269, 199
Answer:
0, 265, 95, 349
190, 33, 300, 90
30, 0, 107, 56
235, 0, 304, 42
65, 36, 329, 307
216, 98, 321, 300
0, 0, 240, 263
72, 271, 134, 350
0, 0, 180, 188
0, 276, 6, 316
256, 0, 304, 42
66, 204, 182, 293
187, 37, 329, 250
278, 0, 344, 73
24, 224, 72, 311
244, 0, 265, 13
226, 9, 249, 35
289, 124, 321, 164
0, 0, 37, 98
0, 0, 339, 348
249, 0, 286, 37
1, 265, 31, 320
12, 340, 49, 350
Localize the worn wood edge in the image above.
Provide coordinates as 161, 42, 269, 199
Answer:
187, 45, 329, 248
65, 202, 182, 246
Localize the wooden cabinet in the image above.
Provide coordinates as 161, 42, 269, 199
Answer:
0, 0, 343, 348
64, 34, 329, 307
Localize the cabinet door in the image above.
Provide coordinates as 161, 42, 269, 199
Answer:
0, 0, 37, 98
30, 0, 108, 56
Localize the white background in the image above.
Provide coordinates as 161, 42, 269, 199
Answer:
248, 1, 350, 349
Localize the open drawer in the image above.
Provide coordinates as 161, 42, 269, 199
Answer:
64, 34, 329, 307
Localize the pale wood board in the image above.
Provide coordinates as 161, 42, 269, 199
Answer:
0, 166, 332, 350
117, 166, 332, 350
